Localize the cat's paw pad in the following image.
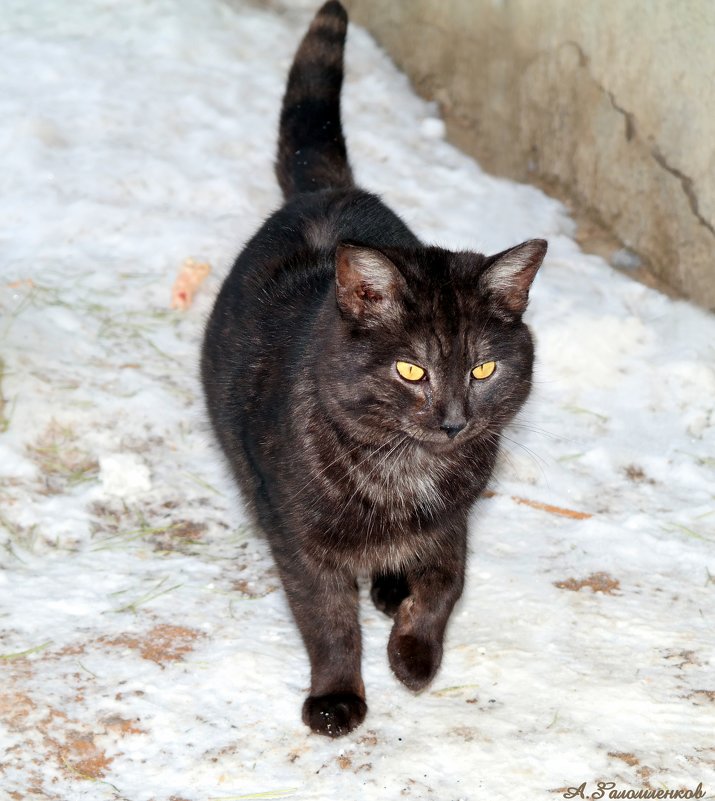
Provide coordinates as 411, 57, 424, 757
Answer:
370, 573, 410, 617
302, 692, 367, 737
388, 632, 442, 691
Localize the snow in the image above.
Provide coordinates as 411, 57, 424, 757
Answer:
1, 0, 714, 799
99, 454, 152, 497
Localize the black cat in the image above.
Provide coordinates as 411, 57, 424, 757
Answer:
201, 0, 546, 737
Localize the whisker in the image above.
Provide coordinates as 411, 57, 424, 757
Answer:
508, 422, 564, 441
486, 428, 550, 487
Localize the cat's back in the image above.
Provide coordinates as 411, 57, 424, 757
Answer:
216, 188, 416, 305
202, 188, 417, 381
201, 187, 417, 447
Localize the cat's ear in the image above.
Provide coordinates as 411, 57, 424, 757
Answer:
335, 244, 406, 321
479, 239, 547, 316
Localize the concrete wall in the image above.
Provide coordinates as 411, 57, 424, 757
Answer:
342, 0, 715, 310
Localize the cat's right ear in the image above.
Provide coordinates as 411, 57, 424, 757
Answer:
335, 244, 406, 322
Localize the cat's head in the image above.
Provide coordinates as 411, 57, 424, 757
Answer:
323, 239, 546, 450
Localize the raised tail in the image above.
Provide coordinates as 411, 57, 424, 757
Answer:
276, 1, 354, 199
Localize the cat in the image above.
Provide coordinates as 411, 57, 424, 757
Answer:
201, 0, 546, 737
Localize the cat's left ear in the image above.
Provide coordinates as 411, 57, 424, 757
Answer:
479, 239, 547, 316
335, 244, 406, 322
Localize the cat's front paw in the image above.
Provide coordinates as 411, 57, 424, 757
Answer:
302, 692, 367, 737
388, 631, 442, 691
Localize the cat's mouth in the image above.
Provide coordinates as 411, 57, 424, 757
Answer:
402, 426, 470, 451
401, 421, 490, 451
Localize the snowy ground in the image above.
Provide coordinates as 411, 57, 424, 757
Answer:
1, 1, 714, 799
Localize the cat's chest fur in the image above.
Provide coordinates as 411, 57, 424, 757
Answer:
275, 422, 489, 572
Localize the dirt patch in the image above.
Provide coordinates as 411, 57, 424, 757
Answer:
554, 572, 621, 595
114, 688, 145, 702
232, 577, 277, 598
27, 420, 98, 494
104, 624, 203, 666
61, 734, 112, 779
358, 730, 378, 747
151, 520, 207, 553
0, 690, 36, 731
609, 751, 640, 766
637, 765, 655, 789
102, 715, 145, 736
623, 464, 655, 484
663, 649, 701, 669
287, 744, 309, 763
88, 500, 124, 534
688, 690, 715, 705
0, 686, 140, 787
451, 725, 477, 741
89, 500, 213, 557
50, 643, 87, 659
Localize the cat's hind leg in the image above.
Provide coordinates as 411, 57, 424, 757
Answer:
370, 571, 410, 617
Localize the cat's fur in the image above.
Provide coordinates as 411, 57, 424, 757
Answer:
201, 0, 546, 737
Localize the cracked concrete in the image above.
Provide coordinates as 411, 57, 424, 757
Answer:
652, 149, 715, 238
342, 0, 715, 309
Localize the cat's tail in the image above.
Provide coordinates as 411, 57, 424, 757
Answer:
276, 1, 354, 199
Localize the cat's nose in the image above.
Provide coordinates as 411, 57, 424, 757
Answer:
440, 420, 466, 439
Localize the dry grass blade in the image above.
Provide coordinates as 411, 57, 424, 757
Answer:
665, 522, 714, 543
208, 791, 299, 801
0, 640, 52, 660
91, 523, 176, 552
113, 577, 183, 614
431, 683, 480, 697
509, 495, 592, 520
482, 490, 591, 520
184, 471, 224, 496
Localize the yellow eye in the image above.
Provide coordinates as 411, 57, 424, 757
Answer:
472, 361, 496, 380
396, 361, 426, 382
